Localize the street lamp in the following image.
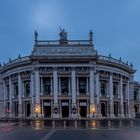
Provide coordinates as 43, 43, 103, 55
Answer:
35, 104, 40, 118
92, 107, 95, 117
90, 106, 95, 118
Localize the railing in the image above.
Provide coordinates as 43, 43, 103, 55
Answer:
36, 40, 92, 46
3, 56, 30, 67
98, 55, 133, 70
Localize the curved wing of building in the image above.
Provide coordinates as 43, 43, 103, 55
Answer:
0, 30, 139, 119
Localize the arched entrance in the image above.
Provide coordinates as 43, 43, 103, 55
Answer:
79, 100, 87, 118
26, 102, 31, 117
61, 100, 69, 118
134, 105, 138, 117
101, 102, 107, 117
114, 102, 118, 117
43, 101, 51, 117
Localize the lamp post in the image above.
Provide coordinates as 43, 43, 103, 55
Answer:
35, 104, 40, 118
92, 107, 95, 118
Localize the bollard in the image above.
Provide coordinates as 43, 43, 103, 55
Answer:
130, 120, 133, 128
96, 120, 100, 128
8, 120, 11, 128
52, 121, 55, 128
86, 121, 88, 129
42, 121, 44, 129
108, 120, 111, 128
20, 121, 23, 128
119, 120, 122, 128
75, 120, 77, 128
31, 121, 33, 129
63, 121, 66, 129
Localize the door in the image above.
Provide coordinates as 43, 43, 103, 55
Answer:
43, 101, 51, 117
79, 101, 87, 118
101, 102, 106, 117
61, 101, 69, 118
114, 102, 118, 117
26, 102, 31, 117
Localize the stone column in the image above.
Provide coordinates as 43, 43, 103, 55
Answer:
3, 80, 6, 117
53, 67, 59, 118
71, 67, 77, 118
68, 77, 71, 96
51, 77, 53, 95
109, 73, 114, 118
127, 80, 130, 118
120, 76, 124, 118
95, 72, 100, 117
76, 77, 79, 96
35, 70, 41, 117
58, 77, 61, 96
87, 77, 89, 95
18, 74, 22, 118
40, 77, 43, 95
9, 76, 12, 117
89, 67, 95, 118
31, 73, 35, 118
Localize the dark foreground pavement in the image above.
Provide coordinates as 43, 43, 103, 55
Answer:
1, 128, 140, 140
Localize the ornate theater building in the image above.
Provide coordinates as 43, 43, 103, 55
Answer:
0, 29, 140, 119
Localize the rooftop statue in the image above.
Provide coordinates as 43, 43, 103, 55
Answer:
89, 30, 93, 42
34, 30, 38, 41
59, 27, 68, 44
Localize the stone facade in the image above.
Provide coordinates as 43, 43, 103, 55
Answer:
0, 30, 140, 119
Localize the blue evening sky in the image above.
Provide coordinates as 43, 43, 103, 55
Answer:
0, 0, 140, 81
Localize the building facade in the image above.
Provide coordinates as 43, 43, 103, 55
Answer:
0, 30, 140, 119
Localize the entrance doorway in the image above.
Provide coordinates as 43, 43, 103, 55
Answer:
134, 105, 138, 117
61, 101, 69, 118
79, 101, 87, 118
14, 102, 18, 117
43, 101, 51, 117
25, 102, 31, 117
101, 102, 107, 117
114, 102, 118, 117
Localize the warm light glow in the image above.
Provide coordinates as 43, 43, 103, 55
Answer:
34, 121, 42, 130
90, 105, 95, 114
35, 104, 41, 113
92, 107, 95, 113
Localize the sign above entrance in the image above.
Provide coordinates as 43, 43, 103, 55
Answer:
62, 102, 69, 106
79, 102, 87, 106
44, 102, 51, 106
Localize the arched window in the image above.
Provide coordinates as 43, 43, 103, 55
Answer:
25, 82, 30, 97
113, 83, 118, 97
43, 77, 51, 95
79, 77, 86, 95
61, 77, 69, 95
100, 82, 106, 96
14, 83, 18, 98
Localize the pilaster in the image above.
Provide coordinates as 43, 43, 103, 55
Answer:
120, 76, 124, 118
31, 73, 35, 118
53, 67, 59, 118
89, 67, 95, 118
95, 72, 100, 117
71, 67, 78, 118
127, 80, 131, 118
9, 76, 12, 117
18, 74, 22, 118
109, 73, 114, 118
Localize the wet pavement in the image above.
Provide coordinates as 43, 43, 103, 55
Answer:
0, 126, 140, 140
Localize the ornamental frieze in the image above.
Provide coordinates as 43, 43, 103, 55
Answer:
32, 47, 95, 56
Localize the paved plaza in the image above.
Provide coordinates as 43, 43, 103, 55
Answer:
0, 124, 140, 140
